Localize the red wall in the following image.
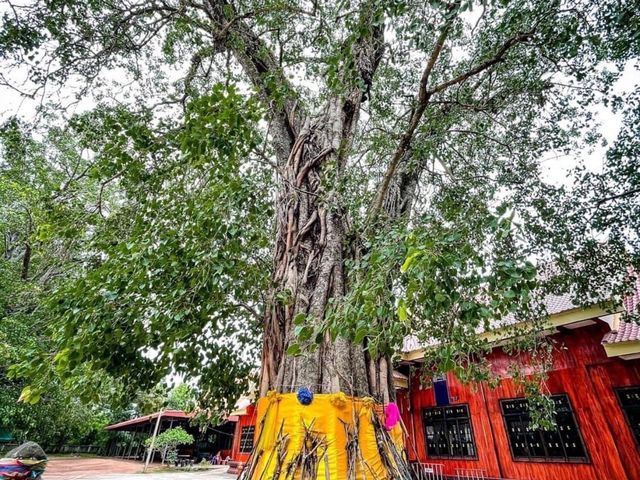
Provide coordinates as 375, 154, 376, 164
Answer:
399, 322, 640, 480
398, 373, 503, 477
231, 404, 256, 463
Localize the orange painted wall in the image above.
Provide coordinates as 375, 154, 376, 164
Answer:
231, 404, 257, 462
399, 322, 640, 480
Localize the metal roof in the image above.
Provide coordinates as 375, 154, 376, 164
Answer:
105, 410, 191, 431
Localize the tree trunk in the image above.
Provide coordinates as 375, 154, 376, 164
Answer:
259, 108, 372, 399
256, 49, 413, 410
250, 138, 415, 479
205, 0, 389, 403
21, 242, 31, 281
246, 93, 417, 478
228, 4, 411, 476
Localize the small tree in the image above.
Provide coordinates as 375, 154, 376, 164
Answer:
144, 427, 194, 466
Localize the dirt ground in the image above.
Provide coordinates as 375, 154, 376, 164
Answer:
44, 457, 143, 478
43, 457, 234, 479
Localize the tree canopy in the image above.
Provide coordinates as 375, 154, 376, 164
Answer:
144, 426, 194, 453
0, 0, 638, 419
0, 269, 120, 448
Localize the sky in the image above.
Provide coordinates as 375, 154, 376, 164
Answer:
539, 62, 638, 186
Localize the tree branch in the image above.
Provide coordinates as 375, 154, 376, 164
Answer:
596, 187, 640, 206
203, 0, 299, 162
366, 26, 534, 226
448, 128, 515, 154
426, 30, 534, 95
366, 3, 459, 225
233, 302, 262, 321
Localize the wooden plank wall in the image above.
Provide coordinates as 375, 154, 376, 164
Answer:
399, 322, 640, 480
230, 404, 257, 463
585, 361, 640, 479
398, 374, 503, 478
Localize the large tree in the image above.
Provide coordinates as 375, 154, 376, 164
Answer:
1, 0, 638, 477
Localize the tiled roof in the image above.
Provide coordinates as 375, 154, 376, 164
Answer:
402, 335, 422, 353
401, 277, 640, 353
494, 292, 577, 328
602, 275, 640, 344
544, 293, 576, 315
623, 274, 640, 314
602, 321, 640, 344
401, 292, 578, 353
392, 370, 408, 380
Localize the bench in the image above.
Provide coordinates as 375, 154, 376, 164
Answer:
176, 455, 194, 468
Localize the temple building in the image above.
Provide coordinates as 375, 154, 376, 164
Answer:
396, 287, 640, 480
105, 409, 235, 462
105, 285, 640, 479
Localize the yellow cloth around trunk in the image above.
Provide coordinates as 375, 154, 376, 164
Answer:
249, 392, 404, 480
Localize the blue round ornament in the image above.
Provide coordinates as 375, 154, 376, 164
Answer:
297, 387, 314, 405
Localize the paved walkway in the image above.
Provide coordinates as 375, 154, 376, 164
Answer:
55, 472, 235, 480
43, 457, 235, 479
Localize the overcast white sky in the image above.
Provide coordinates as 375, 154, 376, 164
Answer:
539, 62, 638, 186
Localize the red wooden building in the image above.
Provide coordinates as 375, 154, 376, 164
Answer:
398, 291, 640, 480
230, 403, 257, 464
229, 288, 640, 479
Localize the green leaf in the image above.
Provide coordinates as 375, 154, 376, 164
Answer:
400, 251, 420, 273
397, 301, 408, 322
293, 313, 306, 325
354, 326, 368, 344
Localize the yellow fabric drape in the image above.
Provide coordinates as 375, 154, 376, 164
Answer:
249, 393, 404, 479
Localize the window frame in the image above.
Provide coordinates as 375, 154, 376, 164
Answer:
421, 403, 478, 460
615, 385, 640, 450
239, 425, 255, 454
499, 394, 589, 464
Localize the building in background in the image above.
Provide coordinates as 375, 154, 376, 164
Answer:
229, 283, 640, 479
230, 404, 257, 465
104, 409, 235, 462
398, 287, 640, 480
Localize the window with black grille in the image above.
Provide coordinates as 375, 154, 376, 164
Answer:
239, 426, 254, 453
422, 404, 476, 458
616, 386, 640, 447
500, 394, 587, 462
